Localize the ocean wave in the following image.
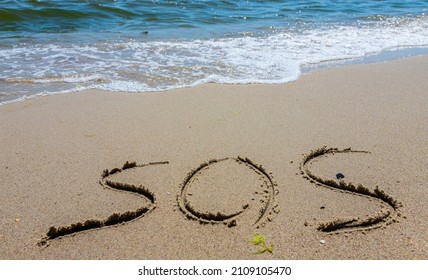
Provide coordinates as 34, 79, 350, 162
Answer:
1, 7, 428, 103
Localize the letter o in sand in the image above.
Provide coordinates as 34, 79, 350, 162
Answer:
177, 157, 279, 228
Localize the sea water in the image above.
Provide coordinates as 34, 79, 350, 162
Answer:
1, 0, 427, 104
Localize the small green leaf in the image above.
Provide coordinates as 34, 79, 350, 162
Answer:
249, 233, 273, 254
250, 234, 265, 245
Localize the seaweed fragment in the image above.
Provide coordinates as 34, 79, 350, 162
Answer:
250, 233, 273, 254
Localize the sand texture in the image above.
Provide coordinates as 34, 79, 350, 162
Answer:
1, 56, 427, 259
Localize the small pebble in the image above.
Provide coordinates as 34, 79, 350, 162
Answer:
336, 173, 345, 179
15, 218, 20, 223
320, 240, 325, 244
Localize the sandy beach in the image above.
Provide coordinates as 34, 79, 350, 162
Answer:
0, 56, 427, 259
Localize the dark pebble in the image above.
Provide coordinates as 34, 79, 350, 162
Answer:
336, 173, 345, 179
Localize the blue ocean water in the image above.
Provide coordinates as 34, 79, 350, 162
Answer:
1, 0, 427, 103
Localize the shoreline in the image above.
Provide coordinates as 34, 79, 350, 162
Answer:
301, 47, 428, 73
2, 47, 428, 107
1, 55, 427, 259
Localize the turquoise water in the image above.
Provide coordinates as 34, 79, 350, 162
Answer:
1, 0, 428, 103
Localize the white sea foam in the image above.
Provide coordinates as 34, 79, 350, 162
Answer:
1, 15, 427, 103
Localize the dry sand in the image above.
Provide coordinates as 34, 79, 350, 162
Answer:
0, 56, 427, 260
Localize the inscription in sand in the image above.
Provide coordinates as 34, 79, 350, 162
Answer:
40, 147, 402, 245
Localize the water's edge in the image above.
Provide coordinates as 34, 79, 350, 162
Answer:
2, 47, 427, 106
302, 46, 428, 73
